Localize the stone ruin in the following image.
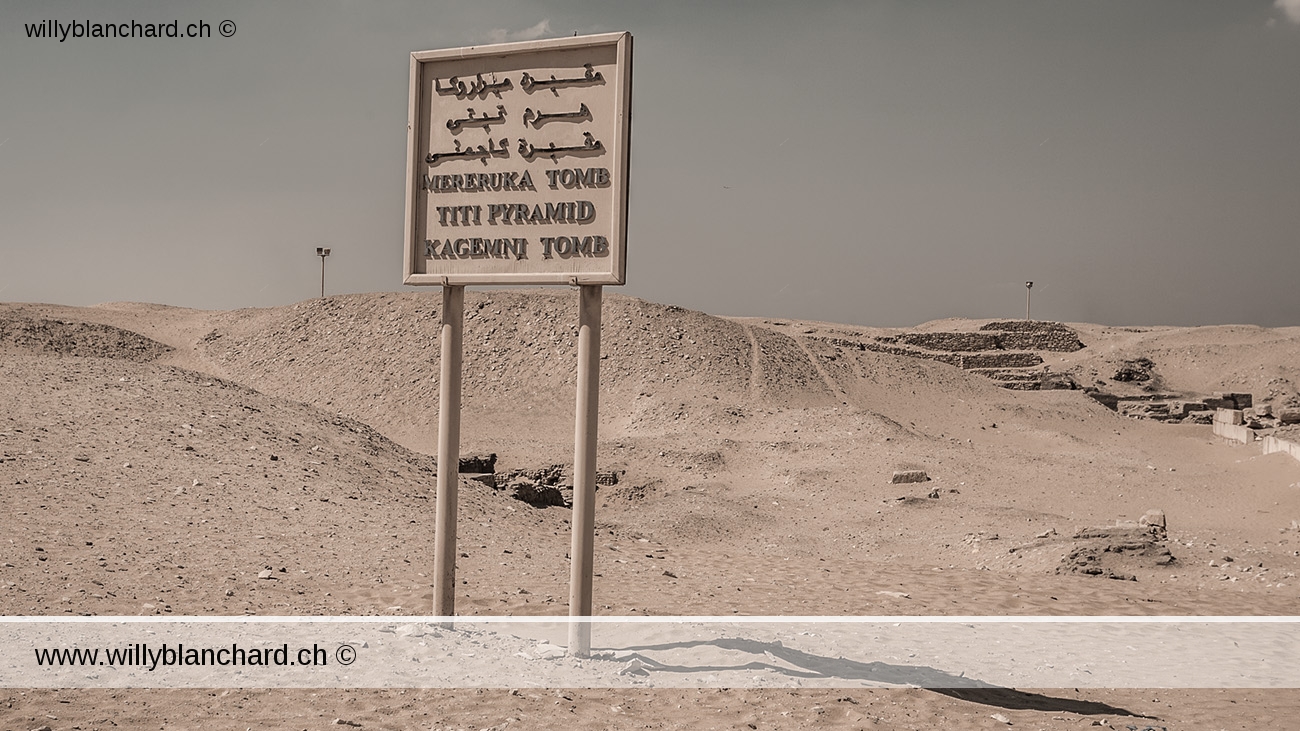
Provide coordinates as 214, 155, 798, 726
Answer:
1111, 357, 1155, 383
820, 320, 1084, 391
459, 461, 623, 508
1089, 391, 1244, 423
1057, 516, 1175, 581
1087, 389, 1300, 428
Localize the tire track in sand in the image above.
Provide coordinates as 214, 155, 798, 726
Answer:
790, 334, 848, 403
742, 323, 763, 402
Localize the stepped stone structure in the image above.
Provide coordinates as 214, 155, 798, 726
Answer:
821, 320, 1083, 391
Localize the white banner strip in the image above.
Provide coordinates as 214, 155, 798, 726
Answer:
2, 617, 1296, 688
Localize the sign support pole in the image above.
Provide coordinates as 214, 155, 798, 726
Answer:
406, 33, 631, 643
434, 284, 465, 621
568, 284, 602, 657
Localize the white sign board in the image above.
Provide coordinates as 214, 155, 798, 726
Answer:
404, 32, 632, 286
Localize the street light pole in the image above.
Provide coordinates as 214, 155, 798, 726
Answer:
1025, 281, 1033, 321
317, 247, 331, 298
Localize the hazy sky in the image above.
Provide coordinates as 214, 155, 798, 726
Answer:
2, 1, 1298, 327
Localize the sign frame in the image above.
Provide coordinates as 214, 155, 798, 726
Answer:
403, 32, 633, 286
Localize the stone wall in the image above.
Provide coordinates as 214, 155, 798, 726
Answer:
822, 337, 962, 367
979, 321, 1084, 352
1212, 420, 1251, 444
980, 320, 1068, 333
1263, 435, 1300, 465
955, 352, 1044, 369
1206, 392, 1253, 410
881, 327, 1083, 354
821, 337, 1041, 370
893, 332, 1003, 352
1213, 409, 1251, 443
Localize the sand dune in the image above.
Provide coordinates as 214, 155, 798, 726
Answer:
3, 293, 1300, 727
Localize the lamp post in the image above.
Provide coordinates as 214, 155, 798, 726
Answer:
316, 247, 331, 298
1025, 281, 1033, 321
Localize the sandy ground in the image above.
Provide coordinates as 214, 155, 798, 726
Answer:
3, 291, 1300, 728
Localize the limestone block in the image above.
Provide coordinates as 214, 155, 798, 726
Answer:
1213, 409, 1244, 426
1139, 509, 1167, 530
891, 470, 930, 484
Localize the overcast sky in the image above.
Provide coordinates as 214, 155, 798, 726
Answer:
2, 1, 1298, 327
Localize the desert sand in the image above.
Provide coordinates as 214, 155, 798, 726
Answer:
3, 290, 1300, 728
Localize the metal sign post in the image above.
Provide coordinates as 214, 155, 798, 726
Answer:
568, 284, 601, 656
433, 284, 464, 620
404, 32, 631, 651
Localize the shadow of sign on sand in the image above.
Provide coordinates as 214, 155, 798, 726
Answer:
607, 637, 1155, 718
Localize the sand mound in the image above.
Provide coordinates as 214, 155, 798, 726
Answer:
195, 292, 903, 452
0, 314, 171, 362
0, 353, 578, 616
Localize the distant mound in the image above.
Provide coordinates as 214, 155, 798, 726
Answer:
195, 292, 867, 450
0, 315, 171, 362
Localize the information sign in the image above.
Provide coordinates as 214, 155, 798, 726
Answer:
404, 32, 632, 285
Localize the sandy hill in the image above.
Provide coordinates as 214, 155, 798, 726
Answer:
4, 293, 1300, 727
